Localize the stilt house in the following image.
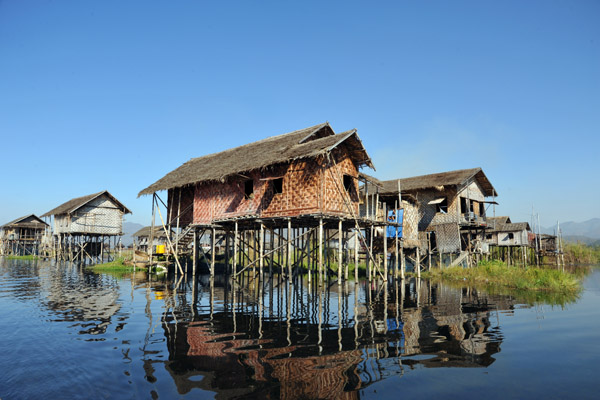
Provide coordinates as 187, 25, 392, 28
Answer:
485, 217, 532, 247
0, 214, 49, 256
368, 168, 498, 256
41, 190, 131, 260
138, 122, 374, 276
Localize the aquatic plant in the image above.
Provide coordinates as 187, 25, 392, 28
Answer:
423, 260, 581, 294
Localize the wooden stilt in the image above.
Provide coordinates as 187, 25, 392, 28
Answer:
211, 227, 216, 277
338, 219, 343, 285
416, 247, 421, 278
233, 221, 238, 275
259, 222, 264, 276
287, 219, 292, 279
318, 218, 323, 284
354, 229, 359, 282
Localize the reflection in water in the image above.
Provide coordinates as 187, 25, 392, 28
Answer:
1, 257, 587, 399
151, 274, 511, 399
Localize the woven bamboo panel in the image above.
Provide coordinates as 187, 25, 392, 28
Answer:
434, 222, 461, 253
190, 152, 359, 225
54, 194, 124, 235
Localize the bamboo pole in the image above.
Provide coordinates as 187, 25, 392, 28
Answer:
318, 218, 323, 285
259, 222, 264, 276
338, 218, 343, 285
354, 229, 359, 282
211, 227, 216, 277
287, 219, 292, 279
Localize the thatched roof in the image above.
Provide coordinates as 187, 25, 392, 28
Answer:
487, 221, 531, 233
41, 190, 131, 217
133, 226, 173, 238
363, 168, 498, 197
138, 123, 374, 196
486, 216, 512, 228
1, 214, 48, 229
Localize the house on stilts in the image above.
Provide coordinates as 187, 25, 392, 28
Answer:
0, 214, 50, 256
484, 216, 533, 265
138, 122, 392, 281
41, 190, 131, 263
362, 168, 499, 270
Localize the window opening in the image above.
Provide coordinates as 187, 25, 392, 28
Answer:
273, 178, 283, 194
436, 198, 448, 214
244, 179, 254, 198
460, 197, 468, 214
343, 175, 353, 193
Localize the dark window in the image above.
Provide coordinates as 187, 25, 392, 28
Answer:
343, 175, 353, 193
273, 178, 283, 194
460, 197, 468, 214
436, 198, 448, 214
244, 179, 254, 198
508, 232, 514, 239
486, 233, 493, 240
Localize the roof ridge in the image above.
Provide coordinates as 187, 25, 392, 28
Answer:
184, 122, 331, 164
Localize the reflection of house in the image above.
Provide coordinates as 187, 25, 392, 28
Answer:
0, 214, 49, 256
155, 276, 510, 398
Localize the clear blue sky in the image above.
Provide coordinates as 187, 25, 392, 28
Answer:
1, 1, 598, 228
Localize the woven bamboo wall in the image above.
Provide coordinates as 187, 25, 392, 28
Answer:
54, 194, 124, 235
433, 222, 461, 253
188, 151, 359, 225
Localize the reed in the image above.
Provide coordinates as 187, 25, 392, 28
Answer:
423, 260, 580, 293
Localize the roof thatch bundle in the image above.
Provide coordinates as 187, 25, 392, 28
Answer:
138, 123, 373, 196
362, 168, 498, 197
41, 190, 131, 217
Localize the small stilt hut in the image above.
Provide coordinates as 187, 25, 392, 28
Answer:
0, 214, 49, 256
41, 190, 131, 263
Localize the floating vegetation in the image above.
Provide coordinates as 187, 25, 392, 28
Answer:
423, 260, 581, 294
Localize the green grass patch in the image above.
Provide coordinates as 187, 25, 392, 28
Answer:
422, 260, 581, 294
3, 255, 39, 260
88, 257, 134, 272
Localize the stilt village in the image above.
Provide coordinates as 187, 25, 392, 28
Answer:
0, 122, 565, 281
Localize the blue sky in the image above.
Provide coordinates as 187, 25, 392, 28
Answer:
1, 1, 598, 228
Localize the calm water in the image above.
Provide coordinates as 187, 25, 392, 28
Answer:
1, 258, 599, 399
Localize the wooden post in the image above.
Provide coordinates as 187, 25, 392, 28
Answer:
383, 207, 388, 282
318, 218, 323, 284
428, 232, 432, 271
338, 219, 343, 285
368, 225, 374, 282
287, 219, 292, 278
416, 247, 421, 278
149, 194, 156, 266
211, 227, 216, 277
354, 229, 359, 282
192, 229, 197, 276
233, 221, 238, 275
259, 222, 264, 276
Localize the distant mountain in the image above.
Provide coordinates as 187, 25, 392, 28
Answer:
542, 218, 600, 243
122, 222, 144, 246
563, 235, 597, 245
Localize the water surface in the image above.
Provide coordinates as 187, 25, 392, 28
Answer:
1, 258, 598, 399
